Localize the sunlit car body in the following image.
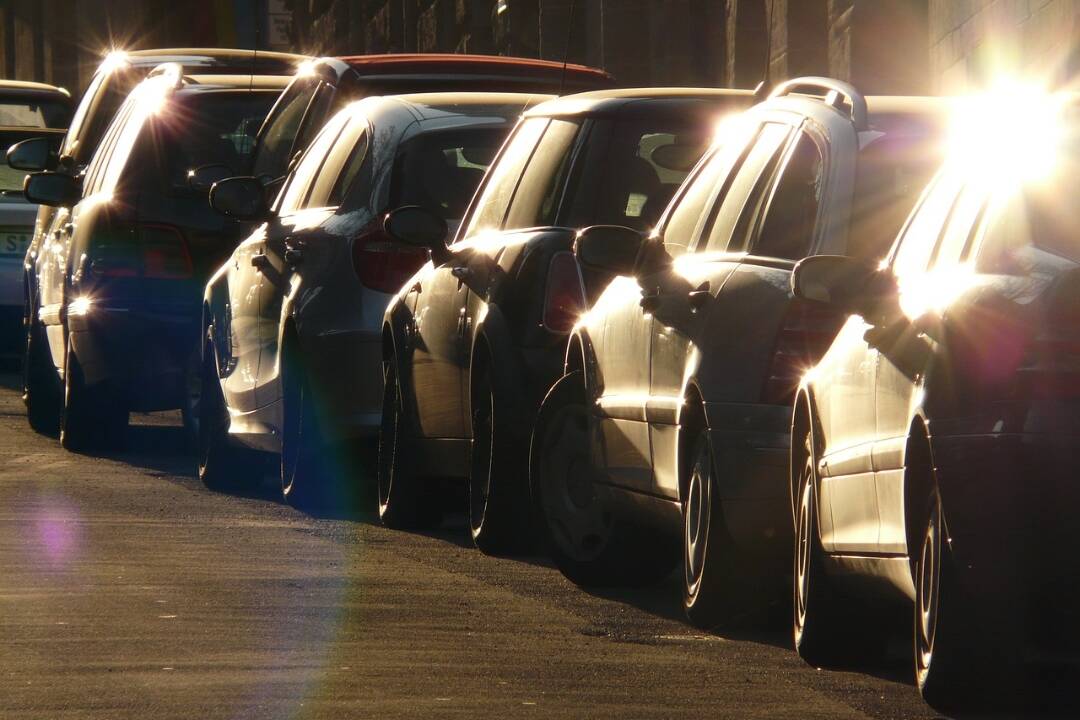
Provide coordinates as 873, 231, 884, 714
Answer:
791, 95, 1080, 709
0, 80, 71, 353
200, 92, 545, 509
20, 48, 303, 431
378, 88, 753, 551
249, 54, 615, 193
22, 68, 289, 450
531, 80, 948, 625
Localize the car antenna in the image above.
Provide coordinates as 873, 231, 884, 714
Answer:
558, 0, 578, 97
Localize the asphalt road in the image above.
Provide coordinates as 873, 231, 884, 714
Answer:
0, 371, 1015, 719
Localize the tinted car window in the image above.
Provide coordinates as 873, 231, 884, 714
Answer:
251, 77, 320, 181
753, 132, 824, 260
461, 117, 549, 240
891, 171, 964, 279
390, 128, 507, 229
0, 98, 69, 128
702, 122, 791, 252
659, 146, 735, 256
63, 68, 138, 163
326, 130, 369, 207
502, 119, 581, 230
976, 182, 1080, 272
278, 111, 350, 214
562, 117, 710, 232
931, 183, 986, 269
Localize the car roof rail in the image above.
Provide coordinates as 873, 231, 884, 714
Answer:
768, 76, 868, 131
146, 62, 186, 90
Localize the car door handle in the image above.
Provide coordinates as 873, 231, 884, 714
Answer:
640, 292, 661, 313
688, 282, 711, 310
61, 223, 73, 237
251, 253, 270, 270
284, 247, 303, 266
410, 281, 422, 293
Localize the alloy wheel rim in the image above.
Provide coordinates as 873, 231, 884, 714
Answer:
794, 455, 813, 637
541, 403, 610, 562
684, 445, 710, 597
917, 501, 940, 681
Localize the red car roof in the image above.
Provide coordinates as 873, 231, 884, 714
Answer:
336, 53, 615, 84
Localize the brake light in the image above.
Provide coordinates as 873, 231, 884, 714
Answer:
139, 224, 192, 279
543, 252, 586, 333
351, 219, 428, 294
763, 299, 844, 405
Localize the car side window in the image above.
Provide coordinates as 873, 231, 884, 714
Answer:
460, 117, 549, 241
658, 142, 743, 256
929, 182, 986, 269
502, 119, 582, 230
251, 77, 320, 181
277, 111, 350, 214
751, 131, 824, 260
890, 171, 964, 279
83, 97, 135, 196
307, 116, 368, 208
701, 122, 792, 253
326, 129, 370, 207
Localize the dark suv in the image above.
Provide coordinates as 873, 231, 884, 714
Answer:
22, 67, 289, 450
378, 88, 752, 553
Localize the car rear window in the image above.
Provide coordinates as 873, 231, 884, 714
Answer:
0, 97, 69, 129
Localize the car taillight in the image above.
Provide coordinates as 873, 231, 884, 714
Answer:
763, 299, 845, 405
352, 220, 428, 294
88, 224, 192, 279
543, 252, 587, 333
139, 224, 192, 279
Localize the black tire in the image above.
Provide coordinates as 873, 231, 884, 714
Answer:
915, 487, 1001, 711
793, 429, 885, 667
23, 308, 60, 434
280, 342, 331, 511
468, 365, 533, 555
532, 372, 676, 587
377, 360, 440, 529
197, 335, 259, 491
59, 340, 127, 452
681, 427, 754, 629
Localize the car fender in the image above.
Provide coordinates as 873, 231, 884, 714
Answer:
469, 303, 530, 432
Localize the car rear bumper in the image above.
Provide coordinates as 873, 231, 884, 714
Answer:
68, 305, 198, 411
704, 401, 793, 571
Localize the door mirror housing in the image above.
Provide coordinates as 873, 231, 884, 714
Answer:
7, 136, 57, 172
209, 176, 269, 221
187, 164, 233, 193
791, 254, 893, 315
23, 171, 80, 207
574, 225, 645, 275
384, 205, 449, 263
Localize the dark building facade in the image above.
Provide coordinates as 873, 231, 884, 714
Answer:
1, 1, 1078, 100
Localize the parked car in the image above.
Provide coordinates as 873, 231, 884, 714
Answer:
0, 80, 71, 354
200, 92, 547, 509
248, 53, 615, 195
530, 79, 949, 626
379, 88, 753, 552
790, 90, 1080, 708
18, 47, 304, 430
21, 66, 289, 450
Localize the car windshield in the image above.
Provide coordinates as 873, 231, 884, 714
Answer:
0, 97, 69, 129
149, 90, 280, 191
388, 128, 506, 227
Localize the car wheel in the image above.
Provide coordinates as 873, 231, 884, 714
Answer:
533, 372, 676, 587
280, 343, 330, 511
468, 366, 532, 555
915, 487, 998, 710
197, 335, 259, 490
682, 427, 750, 629
377, 360, 440, 529
180, 342, 202, 451
793, 429, 885, 666
23, 308, 60, 434
59, 340, 127, 452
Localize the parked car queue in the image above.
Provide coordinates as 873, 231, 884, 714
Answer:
10, 47, 1078, 712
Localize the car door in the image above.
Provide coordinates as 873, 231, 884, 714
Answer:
253, 109, 353, 408
872, 174, 979, 554
410, 117, 548, 438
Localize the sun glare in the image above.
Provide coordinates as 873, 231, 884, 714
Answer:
947, 79, 1068, 187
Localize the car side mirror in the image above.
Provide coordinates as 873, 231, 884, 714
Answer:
574, 225, 645, 275
384, 205, 449, 264
7, 137, 57, 172
209, 176, 269, 221
792, 254, 891, 314
188, 164, 233, 193
23, 171, 80, 207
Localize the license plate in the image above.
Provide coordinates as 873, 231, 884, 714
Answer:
0, 230, 30, 257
